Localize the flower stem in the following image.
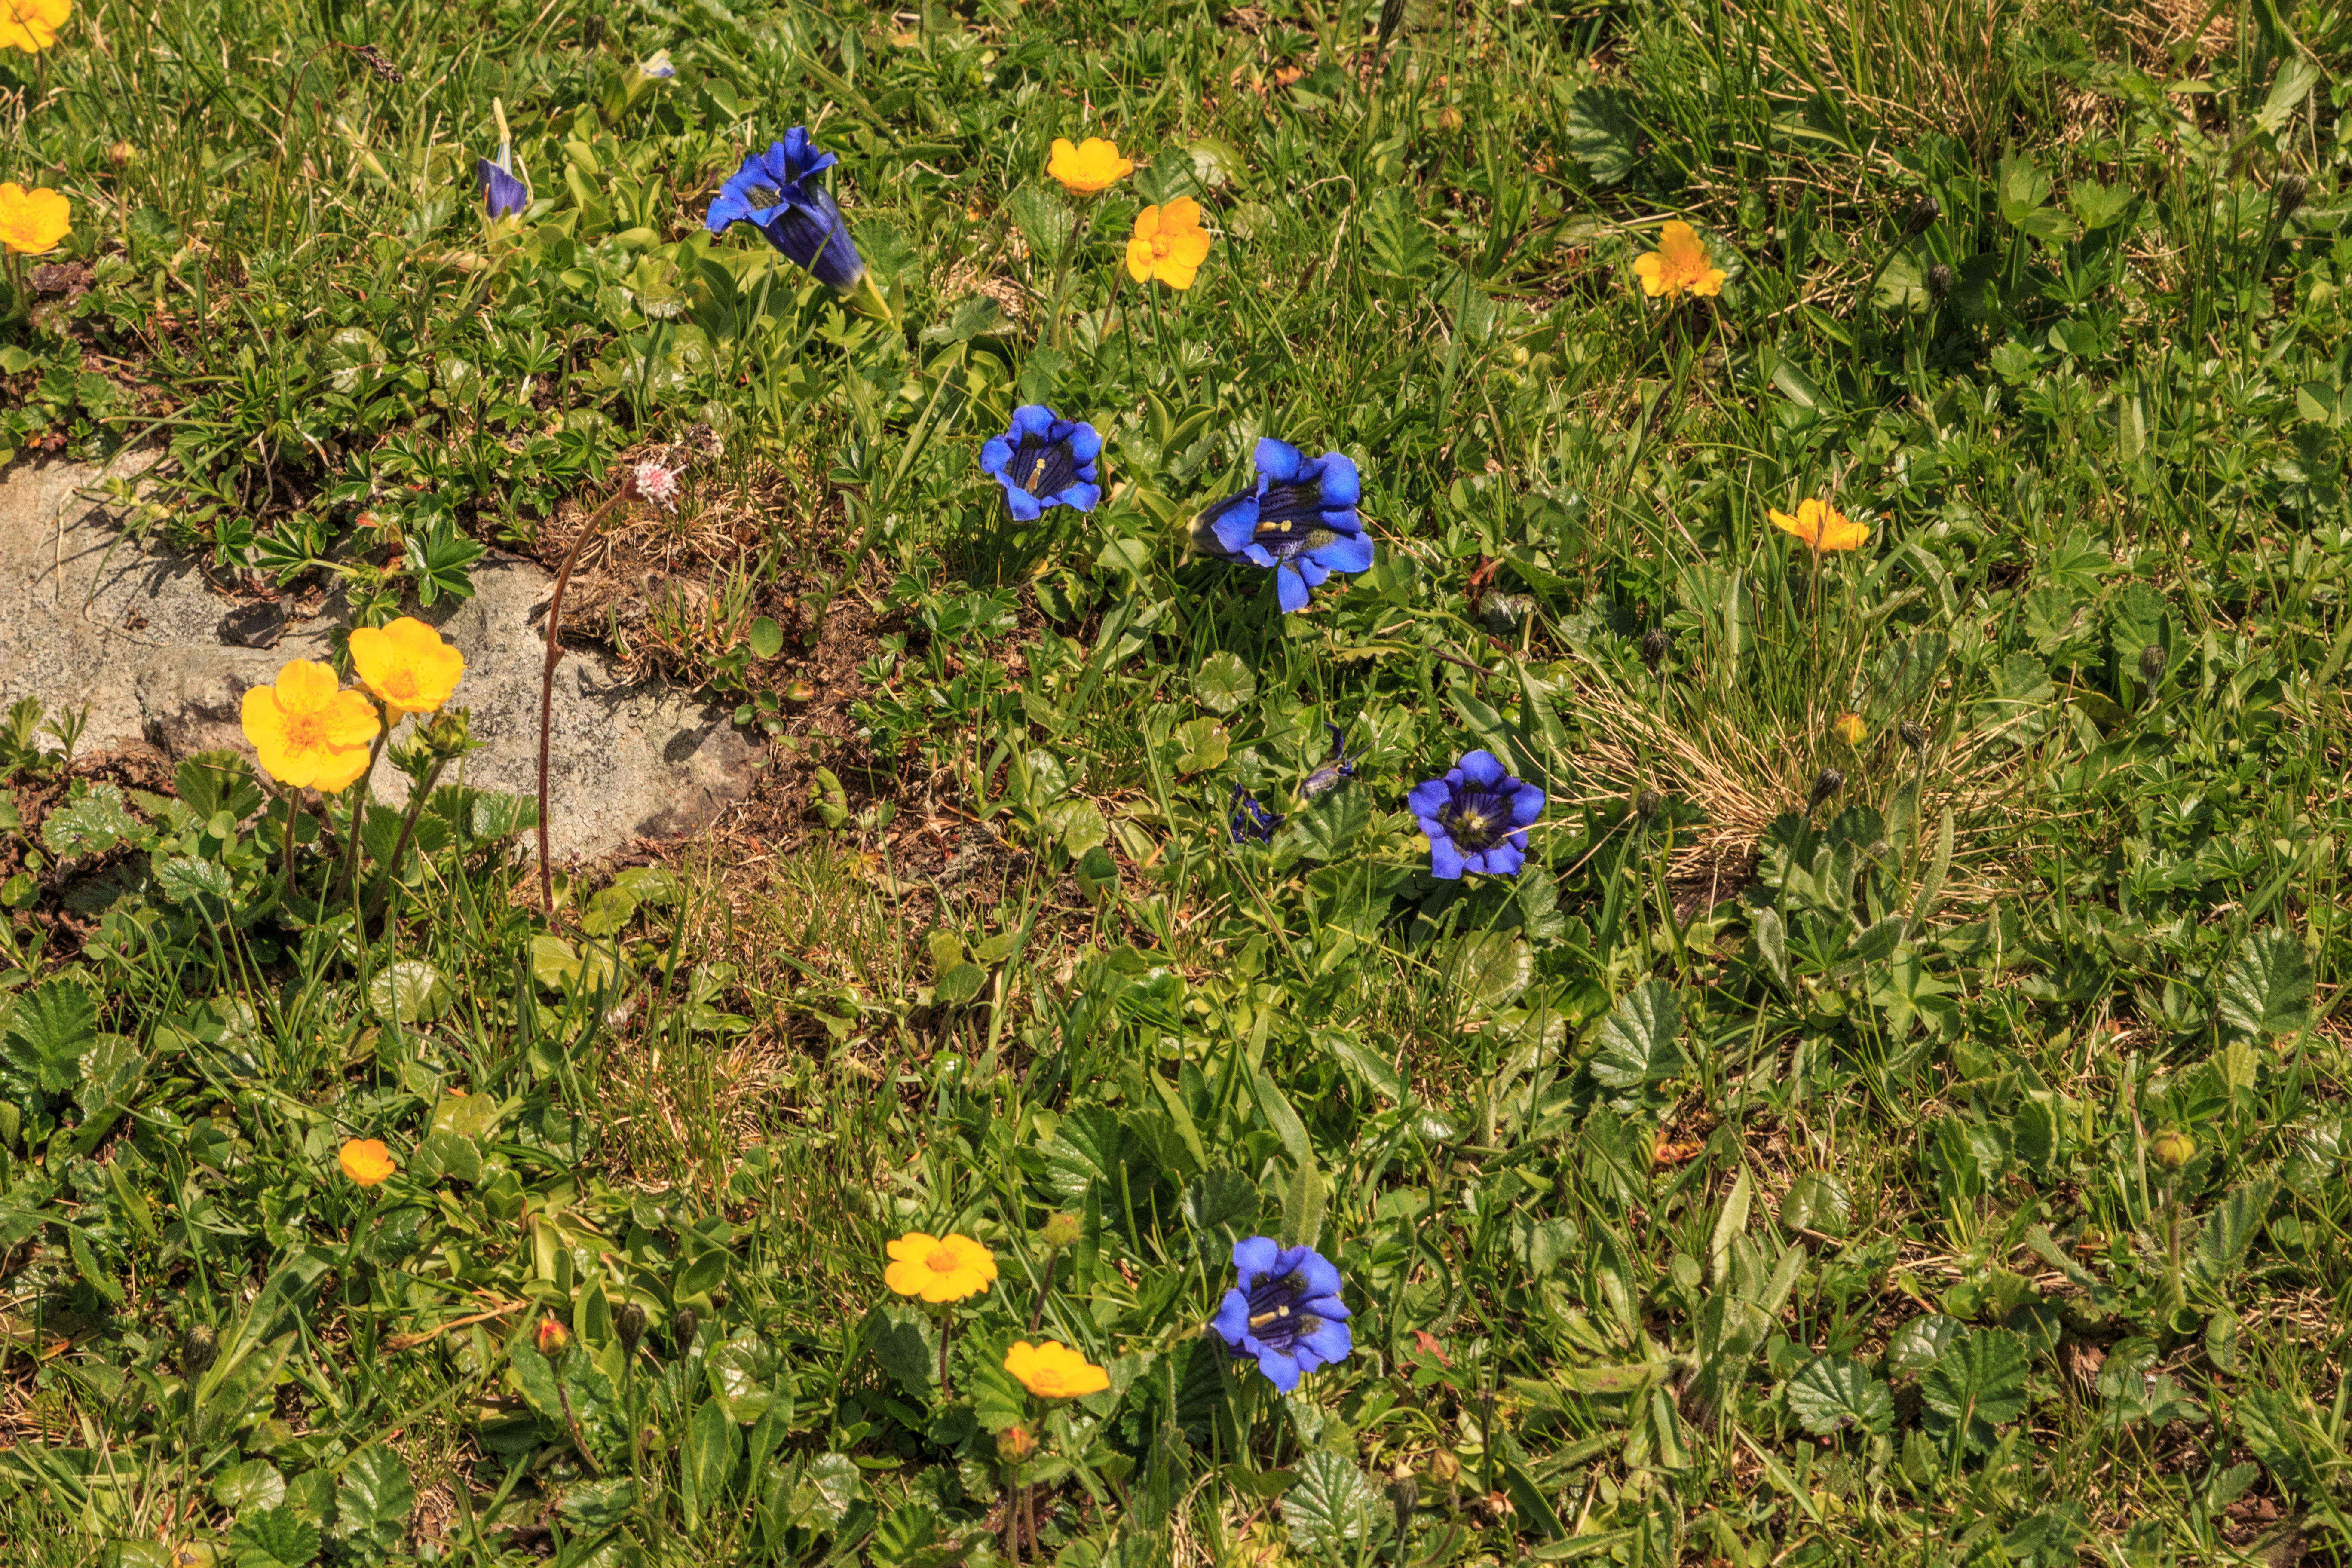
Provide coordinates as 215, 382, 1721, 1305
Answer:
364, 753, 453, 934
536, 485, 634, 918
335, 723, 390, 918
1041, 205, 1093, 352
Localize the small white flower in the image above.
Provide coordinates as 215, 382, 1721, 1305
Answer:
631, 461, 681, 513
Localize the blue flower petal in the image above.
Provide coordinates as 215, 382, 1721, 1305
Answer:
1253, 1344, 1304, 1392
1066, 421, 1105, 462
478, 160, 529, 219
1508, 783, 1547, 827
1058, 480, 1102, 514
1308, 531, 1375, 574
1240, 542, 1277, 569
1294, 1250, 1343, 1299
1276, 564, 1311, 613
1204, 494, 1261, 558
1316, 452, 1361, 506
1001, 483, 1044, 523
1406, 780, 1452, 818
1253, 437, 1307, 484
1232, 1235, 1282, 1280
1474, 839, 1527, 876
1294, 557, 1331, 589
979, 435, 1016, 478
1297, 1317, 1354, 1365
1211, 1286, 1253, 1345
1457, 750, 1508, 788
1430, 835, 1467, 880
1011, 404, 1058, 440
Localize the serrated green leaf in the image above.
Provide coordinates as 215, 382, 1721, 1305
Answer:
334, 1446, 415, 1550
1193, 651, 1256, 715
1283, 1449, 1380, 1551
1589, 980, 1685, 1090
1785, 1355, 1894, 1436
2217, 930, 2314, 1039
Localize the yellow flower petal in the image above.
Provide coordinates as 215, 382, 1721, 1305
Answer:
1003, 1339, 1109, 1400
883, 1230, 997, 1302
350, 616, 466, 720
339, 1138, 397, 1185
0, 182, 71, 255
240, 659, 381, 792
1047, 135, 1133, 196
0, 0, 70, 54
1834, 712, 1868, 745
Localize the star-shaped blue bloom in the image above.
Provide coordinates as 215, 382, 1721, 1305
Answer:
980, 404, 1102, 521
1210, 1237, 1353, 1392
706, 128, 865, 293
1407, 749, 1544, 879
476, 148, 528, 219
1193, 438, 1372, 613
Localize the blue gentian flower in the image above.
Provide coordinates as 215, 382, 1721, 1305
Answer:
1229, 787, 1283, 845
476, 146, 528, 219
706, 128, 864, 293
1407, 749, 1544, 879
1193, 438, 1372, 613
1210, 1237, 1352, 1392
636, 50, 676, 79
980, 405, 1102, 521
1301, 722, 1357, 800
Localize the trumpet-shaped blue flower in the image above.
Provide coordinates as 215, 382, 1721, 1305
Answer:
1211, 1237, 1352, 1392
476, 147, 528, 219
1408, 749, 1544, 879
1194, 438, 1372, 613
706, 128, 864, 293
1229, 786, 1283, 845
981, 405, 1102, 520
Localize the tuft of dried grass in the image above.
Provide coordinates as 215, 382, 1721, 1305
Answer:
1556, 674, 2039, 909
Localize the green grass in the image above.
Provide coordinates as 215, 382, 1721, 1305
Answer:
3, 0, 2352, 1562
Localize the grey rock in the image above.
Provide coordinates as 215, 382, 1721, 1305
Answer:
0, 455, 757, 862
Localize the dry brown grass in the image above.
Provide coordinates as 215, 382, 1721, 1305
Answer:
1554, 673, 2042, 909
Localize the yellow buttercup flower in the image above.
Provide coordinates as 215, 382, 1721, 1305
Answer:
0, 183, 70, 255
338, 1138, 397, 1186
1003, 1339, 1109, 1400
348, 616, 466, 722
1834, 712, 1867, 745
883, 1232, 998, 1303
1767, 497, 1870, 553
1047, 136, 1133, 196
0, 0, 69, 52
1632, 220, 1725, 301
239, 659, 382, 793
1126, 199, 1212, 290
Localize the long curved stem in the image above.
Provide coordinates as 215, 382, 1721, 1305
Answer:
537, 488, 633, 918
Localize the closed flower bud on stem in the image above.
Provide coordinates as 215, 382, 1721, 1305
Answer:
1635, 788, 1663, 820
1041, 1212, 1083, 1250
182, 1323, 218, 1374
2276, 172, 2309, 213
1640, 628, 1671, 669
2139, 643, 2167, 686
1900, 194, 1941, 240
616, 1303, 647, 1359
536, 1318, 571, 1357
1926, 263, 1954, 302
2150, 1129, 2195, 1169
1899, 721, 1928, 751
1806, 769, 1845, 814
996, 1423, 1038, 1462
672, 1307, 700, 1349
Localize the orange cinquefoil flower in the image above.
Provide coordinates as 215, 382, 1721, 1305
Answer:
1768, 498, 1870, 553
347, 616, 466, 722
1632, 220, 1725, 301
1126, 199, 1212, 290
1047, 137, 1133, 196
338, 1138, 397, 1185
883, 1232, 998, 1303
1003, 1339, 1109, 1400
0, 183, 70, 254
240, 660, 381, 792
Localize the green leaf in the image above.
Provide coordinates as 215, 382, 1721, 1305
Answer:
1781, 1173, 1850, 1236
40, 783, 145, 859
1442, 932, 1534, 1011
968, 1349, 1029, 1433
175, 751, 267, 823
1181, 1169, 1260, 1250
1921, 1328, 2029, 1450
1285, 784, 1368, 862
367, 959, 453, 1025
409, 1130, 483, 1185
1171, 717, 1228, 774
3, 979, 98, 1095
705, 1332, 782, 1423
2217, 930, 2314, 1039
681, 1396, 740, 1531
231, 1505, 322, 1565
334, 1446, 416, 1552
1282, 1449, 1381, 1552
864, 1302, 940, 1402
1193, 651, 1256, 715
1004, 184, 1072, 262
1885, 1313, 1965, 1375
1041, 798, 1109, 858
1588, 980, 1685, 1090
211, 1458, 287, 1512
1565, 86, 1642, 186
2190, 1178, 2277, 1289
1785, 1355, 1894, 1436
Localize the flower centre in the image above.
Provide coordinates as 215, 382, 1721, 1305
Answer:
1011, 436, 1078, 500
925, 1245, 963, 1273
282, 710, 328, 750
1441, 789, 1511, 851
382, 670, 419, 701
